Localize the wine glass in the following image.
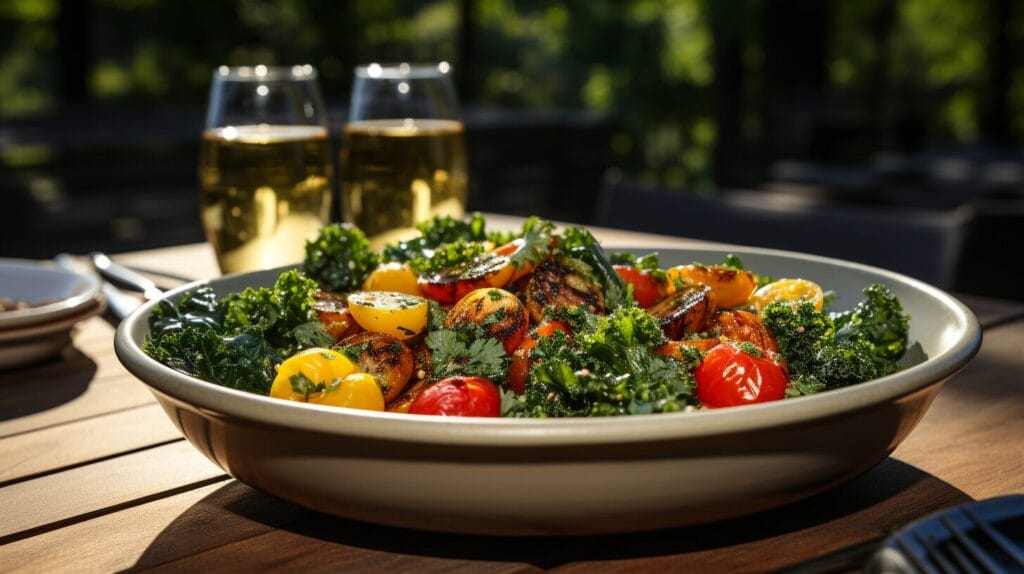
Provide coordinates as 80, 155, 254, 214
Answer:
199, 64, 333, 274
341, 62, 468, 249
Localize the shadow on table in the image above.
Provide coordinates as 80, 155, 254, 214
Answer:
0, 346, 96, 422
131, 458, 971, 571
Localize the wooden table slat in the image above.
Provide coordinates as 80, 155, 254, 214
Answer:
148, 533, 543, 574
0, 480, 297, 574
0, 365, 155, 438
892, 319, 1024, 500
0, 403, 181, 483
0, 441, 225, 541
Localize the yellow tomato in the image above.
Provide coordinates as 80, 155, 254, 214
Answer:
363, 262, 422, 296
309, 372, 385, 411
269, 348, 357, 402
664, 264, 757, 308
750, 278, 825, 312
347, 291, 429, 340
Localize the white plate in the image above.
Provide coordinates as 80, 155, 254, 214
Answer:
0, 259, 103, 330
115, 246, 981, 536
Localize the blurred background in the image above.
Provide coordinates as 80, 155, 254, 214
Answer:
1, 0, 1022, 298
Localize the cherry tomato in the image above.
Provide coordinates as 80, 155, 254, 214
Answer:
270, 348, 358, 402
492, 238, 539, 282
347, 291, 428, 340
309, 372, 386, 411
695, 342, 788, 408
418, 253, 515, 304
664, 265, 756, 308
750, 278, 825, 313
613, 265, 662, 308
508, 320, 572, 394
269, 348, 384, 411
363, 262, 423, 296
408, 376, 502, 417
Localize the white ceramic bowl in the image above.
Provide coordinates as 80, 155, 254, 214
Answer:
0, 259, 105, 369
115, 247, 981, 536
0, 258, 102, 330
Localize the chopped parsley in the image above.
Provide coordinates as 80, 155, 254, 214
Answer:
425, 328, 508, 382
289, 372, 342, 401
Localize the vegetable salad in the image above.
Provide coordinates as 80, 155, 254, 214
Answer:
144, 214, 912, 417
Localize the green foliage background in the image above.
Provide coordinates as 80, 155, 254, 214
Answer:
0, 0, 1017, 187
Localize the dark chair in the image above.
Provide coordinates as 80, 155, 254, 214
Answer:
596, 178, 972, 290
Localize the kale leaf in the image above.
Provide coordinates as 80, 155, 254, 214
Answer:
382, 213, 488, 264
505, 306, 696, 417
222, 269, 333, 356
832, 283, 909, 361
144, 270, 333, 395
304, 223, 380, 293
143, 286, 280, 394
407, 240, 486, 275
763, 283, 911, 393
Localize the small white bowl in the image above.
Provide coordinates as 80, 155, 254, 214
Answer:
0, 259, 105, 369
0, 259, 103, 330
115, 246, 981, 536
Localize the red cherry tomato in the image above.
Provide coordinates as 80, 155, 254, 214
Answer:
508, 320, 572, 395
613, 265, 662, 308
408, 376, 502, 417
695, 342, 788, 408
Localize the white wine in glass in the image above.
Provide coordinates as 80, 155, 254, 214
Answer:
200, 65, 333, 273
341, 63, 468, 249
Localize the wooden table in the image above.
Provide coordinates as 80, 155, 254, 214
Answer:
2, 221, 1023, 573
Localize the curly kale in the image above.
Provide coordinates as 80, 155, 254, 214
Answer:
304, 223, 380, 292
832, 283, 909, 361
144, 287, 280, 394
144, 271, 332, 394
506, 307, 696, 417
222, 269, 333, 355
763, 284, 911, 394
382, 213, 488, 264
407, 240, 486, 275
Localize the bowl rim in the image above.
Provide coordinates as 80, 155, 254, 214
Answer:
115, 244, 981, 448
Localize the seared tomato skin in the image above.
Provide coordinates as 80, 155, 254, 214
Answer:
408, 376, 502, 417
613, 265, 662, 308
695, 342, 788, 408
418, 253, 515, 305
665, 265, 756, 308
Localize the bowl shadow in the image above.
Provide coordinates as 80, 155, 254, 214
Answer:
131, 457, 972, 572
0, 345, 96, 423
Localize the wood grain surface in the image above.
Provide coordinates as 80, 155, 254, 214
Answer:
1, 222, 1021, 573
